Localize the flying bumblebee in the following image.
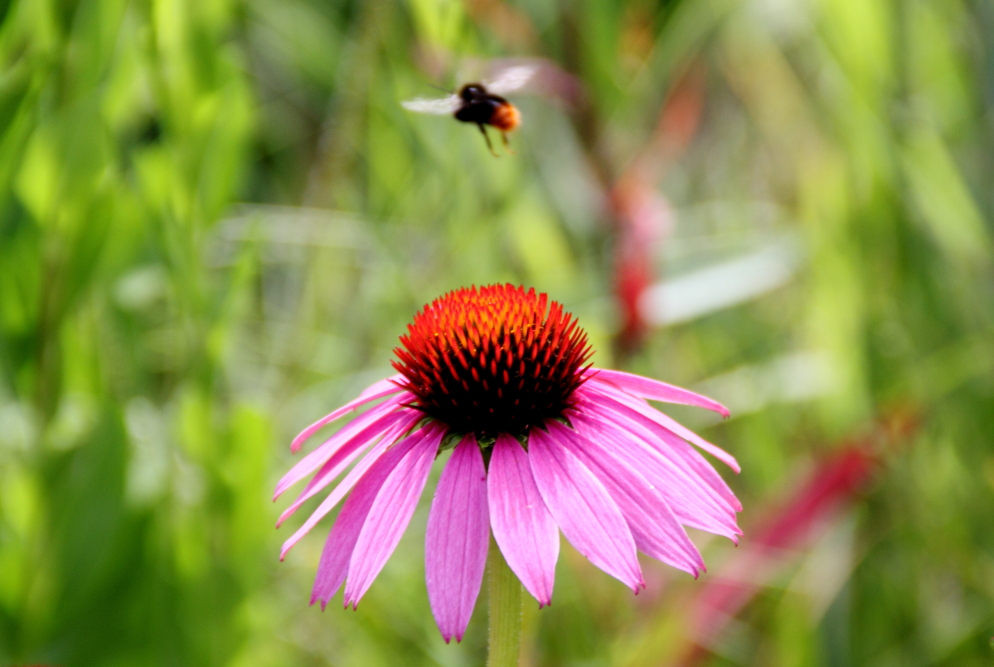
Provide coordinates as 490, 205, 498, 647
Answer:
401, 65, 536, 155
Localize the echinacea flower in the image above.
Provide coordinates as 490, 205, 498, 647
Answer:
276, 284, 741, 642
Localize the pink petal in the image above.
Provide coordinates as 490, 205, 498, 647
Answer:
359, 373, 406, 398
572, 399, 737, 516
583, 382, 741, 473
570, 407, 741, 540
581, 403, 741, 517
280, 420, 430, 560
311, 429, 421, 608
588, 369, 729, 418
275, 393, 412, 500
290, 374, 405, 453
425, 435, 489, 643
277, 409, 419, 526
343, 422, 448, 608
645, 420, 742, 512
576, 388, 741, 512
548, 421, 704, 576
487, 433, 559, 607
528, 424, 644, 592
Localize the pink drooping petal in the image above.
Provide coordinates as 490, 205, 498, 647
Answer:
280, 419, 429, 560
645, 419, 742, 511
528, 424, 644, 592
549, 421, 704, 576
587, 368, 729, 418
362, 373, 406, 397
570, 406, 741, 540
311, 429, 421, 609
487, 433, 559, 607
343, 422, 448, 608
275, 393, 412, 500
425, 435, 490, 643
290, 375, 405, 453
582, 381, 741, 473
579, 398, 741, 516
277, 410, 420, 526
576, 389, 741, 512
574, 399, 740, 517
570, 406, 738, 535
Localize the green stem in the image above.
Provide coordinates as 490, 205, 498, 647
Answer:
486, 540, 523, 667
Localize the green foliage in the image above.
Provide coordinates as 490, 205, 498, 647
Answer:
0, 0, 992, 665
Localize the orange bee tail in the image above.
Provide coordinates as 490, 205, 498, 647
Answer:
489, 102, 521, 132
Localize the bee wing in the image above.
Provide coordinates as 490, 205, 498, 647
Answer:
401, 95, 461, 115
484, 65, 538, 96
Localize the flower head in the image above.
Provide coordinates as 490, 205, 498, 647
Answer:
393, 285, 591, 436
276, 284, 741, 643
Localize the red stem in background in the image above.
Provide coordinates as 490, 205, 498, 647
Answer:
669, 409, 919, 667
612, 64, 707, 355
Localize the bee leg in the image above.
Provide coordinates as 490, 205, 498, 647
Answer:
478, 123, 498, 157
501, 131, 515, 155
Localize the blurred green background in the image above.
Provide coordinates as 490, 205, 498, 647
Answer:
1, 0, 993, 665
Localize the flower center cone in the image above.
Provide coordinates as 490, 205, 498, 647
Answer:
392, 284, 593, 438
